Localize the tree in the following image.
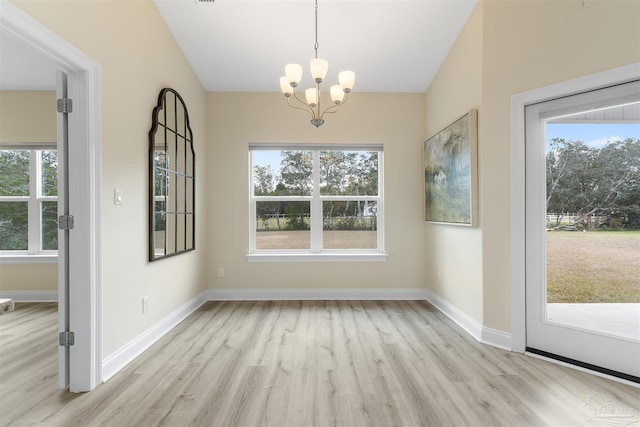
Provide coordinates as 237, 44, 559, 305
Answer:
546, 137, 640, 230
253, 165, 274, 196
280, 151, 312, 196
0, 150, 30, 250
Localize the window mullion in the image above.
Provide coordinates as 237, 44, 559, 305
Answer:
310, 150, 322, 253
377, 153, 384, 252
28, 150, 40, 254
249, 151, 256, 252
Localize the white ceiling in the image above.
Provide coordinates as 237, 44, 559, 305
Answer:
0, 0, 478, 93
155, 0, 478, 93
0, 27, 58, 90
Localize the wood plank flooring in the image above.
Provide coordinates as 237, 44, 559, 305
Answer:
1, 301, 638, 426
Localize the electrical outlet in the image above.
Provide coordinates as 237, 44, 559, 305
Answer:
217, 267, 224, 277
142, 296, 149, 313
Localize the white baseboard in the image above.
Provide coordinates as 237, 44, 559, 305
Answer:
423, 288, 511, 351
206, 288, 430, 301
0, 291, 57, 302
101, 292, 207, 382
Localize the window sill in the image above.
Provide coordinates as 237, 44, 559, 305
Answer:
246, 253, 388, 263
0, 254, 58, 264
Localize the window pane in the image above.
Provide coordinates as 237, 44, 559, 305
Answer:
254, 150, 312, 196
154, 150, 168, 196
0, 201, 28, 250
41, 201, 58, 250
320, 151, 378, 196
256, 201, 310, 249
323, 201, 377, 249
41, 150, 58, 196
544, 117, 640, 339
0, 150, 30, 196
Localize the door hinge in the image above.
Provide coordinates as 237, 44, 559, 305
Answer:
59, 331, 75, 347
58, 214, 75, 230
57, 98, 73, 114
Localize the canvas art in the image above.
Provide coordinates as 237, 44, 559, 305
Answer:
424, 110, 478, 225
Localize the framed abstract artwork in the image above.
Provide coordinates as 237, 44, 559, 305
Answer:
423, 109, 478, 225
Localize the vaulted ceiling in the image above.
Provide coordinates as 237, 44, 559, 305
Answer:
0, 0, 478, 93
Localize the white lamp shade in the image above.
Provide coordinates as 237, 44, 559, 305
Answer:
339, 70, 355, 92
330, 85, 345, 104
285, 64, 303, 86
310, 58, 329, 83
305, 88, 318, 106
280, 76, 293, 96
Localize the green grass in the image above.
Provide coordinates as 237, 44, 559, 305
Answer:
546, 231, 640, 303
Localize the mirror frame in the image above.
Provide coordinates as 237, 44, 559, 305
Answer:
148, 88, 195, 262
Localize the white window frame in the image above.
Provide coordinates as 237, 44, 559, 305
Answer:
0, 146, 58, 263
247, 143, 387, 262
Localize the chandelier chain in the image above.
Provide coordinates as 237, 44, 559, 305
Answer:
314, 0, 319, 58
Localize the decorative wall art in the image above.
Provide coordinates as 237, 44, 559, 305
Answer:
423, 109, 478, 225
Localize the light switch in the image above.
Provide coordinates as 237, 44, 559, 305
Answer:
114, 188, 123, 205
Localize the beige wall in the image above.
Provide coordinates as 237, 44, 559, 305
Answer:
0, 91, 58, 292
207, 92, 425, 291
0, 91, 56, 142
0, 263, 57, 291
424, 2, 484, 324
12, 0, 209, 358
426, 0, 640, 332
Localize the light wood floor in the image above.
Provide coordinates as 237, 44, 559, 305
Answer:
1, 301, 638, 426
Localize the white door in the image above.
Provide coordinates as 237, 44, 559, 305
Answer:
56, 70, 70, 389
525, 80, 640, 381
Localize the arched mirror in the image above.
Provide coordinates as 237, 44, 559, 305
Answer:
149, 88, 195, 261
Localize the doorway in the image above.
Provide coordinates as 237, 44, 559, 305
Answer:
0, 2, 102, 392
524, 81, 640, 381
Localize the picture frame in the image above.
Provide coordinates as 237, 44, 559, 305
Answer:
423, 109, 478, 226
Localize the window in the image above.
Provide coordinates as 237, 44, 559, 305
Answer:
0, 148, 58, 257
249, 144, 386, 262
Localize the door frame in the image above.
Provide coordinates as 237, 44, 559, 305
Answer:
1, 1, 102, 392
510, 62, 640, 353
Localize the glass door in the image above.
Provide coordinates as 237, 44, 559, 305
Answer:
525, 81, 640, 381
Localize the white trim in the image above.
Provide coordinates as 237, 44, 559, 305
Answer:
0, 1, 103, 392
0, 254, 57, 264
249, 145, 384, 257
101, 293, 207, 382
510, 62, 640, 353
481, 326, 512, 351
0, 290, 57, 302
423, 288, 511, 351
207, 288, 428, 301
246, 253, 388, 263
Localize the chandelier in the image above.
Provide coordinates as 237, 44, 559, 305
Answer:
279, 0, 355, 127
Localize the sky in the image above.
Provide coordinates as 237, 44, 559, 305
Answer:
546, 123, 640, 149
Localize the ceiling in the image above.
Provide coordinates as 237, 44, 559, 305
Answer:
0, 0, 478, 93
0, 26, 59, 90
155, 0, 477, 93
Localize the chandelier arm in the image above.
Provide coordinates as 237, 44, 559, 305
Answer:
288, 92, 315, 119
319, 104, 340, 118
319, 90, 350, 118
